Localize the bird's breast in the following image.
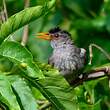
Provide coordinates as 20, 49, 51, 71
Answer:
52, 46, 76, 71
53, 47, 71, 59
50, 45, 85, 73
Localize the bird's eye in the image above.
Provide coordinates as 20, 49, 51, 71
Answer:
55, 34, 59, 38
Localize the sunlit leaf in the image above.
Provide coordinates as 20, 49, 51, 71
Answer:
25, 69, 79, 110
0, 41, 44, 78
0, 74, 20, 110
0, 0, 56, 40
9, 75, 38, 110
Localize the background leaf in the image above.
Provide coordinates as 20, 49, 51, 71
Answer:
0, 0, 55, 40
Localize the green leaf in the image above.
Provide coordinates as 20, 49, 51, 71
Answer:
79, 100, 101, 110
62, 0, 103, 18
26, 69, 79, 110
0, 0, 55, 40
0, 74, 20, 110
9, 75, 38, 110
0, 41, 44, 78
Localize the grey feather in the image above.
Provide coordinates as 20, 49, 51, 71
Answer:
48, 28, 86, 80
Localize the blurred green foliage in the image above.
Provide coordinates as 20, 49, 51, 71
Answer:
4, 0, 110, 66
0, 0, 110, 110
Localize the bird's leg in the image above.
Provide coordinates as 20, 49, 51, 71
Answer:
88, 43, 110, 65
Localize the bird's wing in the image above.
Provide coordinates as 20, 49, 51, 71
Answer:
69, 47, 86, 69
80, 48, 86, 58
48, 56, 54, 66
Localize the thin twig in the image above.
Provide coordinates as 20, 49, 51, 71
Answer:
89, 43, 110, 65
0, 10, 6, 23
21, 0, 30, 46
21, 25, 29, 46
3, 0, 8, 20
0, 9, 5, 23
0, 0, 8, 23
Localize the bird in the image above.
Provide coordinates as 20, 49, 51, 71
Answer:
37, 27, 86, 84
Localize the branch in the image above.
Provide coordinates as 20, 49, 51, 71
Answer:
21, 0, 30, 46
70, 67, 110, 87
73, 43, 110, 87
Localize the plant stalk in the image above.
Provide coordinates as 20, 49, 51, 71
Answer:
21, 0, 30, 46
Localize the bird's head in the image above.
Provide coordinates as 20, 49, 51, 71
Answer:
37, 27, 73, 48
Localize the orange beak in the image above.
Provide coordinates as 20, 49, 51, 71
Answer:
37, 32, 52, 40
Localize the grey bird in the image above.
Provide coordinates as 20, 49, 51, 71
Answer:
37, 27, 86, 84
